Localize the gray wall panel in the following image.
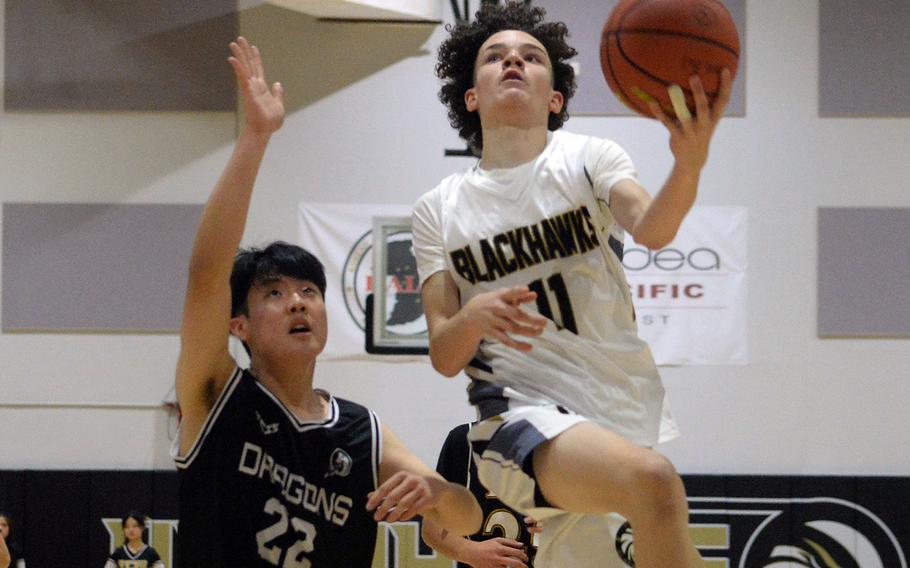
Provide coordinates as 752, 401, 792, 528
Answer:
819, 0, 910, 116
4, 0, 237, 111
535, 0, 746, 116
818, 207, 910, 336
2, 203, 202, 331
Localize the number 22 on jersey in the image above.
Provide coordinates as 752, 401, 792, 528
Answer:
257, 497, 317, 567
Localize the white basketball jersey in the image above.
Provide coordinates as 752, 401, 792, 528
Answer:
413, 130, 674, 447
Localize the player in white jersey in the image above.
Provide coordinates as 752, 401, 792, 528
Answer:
412, 3, 731, 567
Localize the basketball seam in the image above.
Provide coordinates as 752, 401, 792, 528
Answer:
612, 31, 723, 102
607, 0, 663, 115
603, 35, 646, 115
602, 28, 739, 57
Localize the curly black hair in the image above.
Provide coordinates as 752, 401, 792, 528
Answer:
436, 1, 577, 153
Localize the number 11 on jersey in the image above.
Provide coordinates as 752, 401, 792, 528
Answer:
528, 273, 577, 334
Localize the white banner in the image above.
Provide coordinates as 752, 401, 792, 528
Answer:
624, 206, 748, 365
298, 203, 424, 361
300, 203, 747, 365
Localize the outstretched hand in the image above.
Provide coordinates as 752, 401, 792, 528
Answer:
367, 471, 443, 523
648, 68, 732, 175
228, 37, 285, 136
463, 286, 548, 352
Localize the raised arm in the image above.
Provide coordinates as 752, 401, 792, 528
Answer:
367, 425, 482, 536
421, 272, 548, 377
612, 69, 733, 250
175, 37, 285, 455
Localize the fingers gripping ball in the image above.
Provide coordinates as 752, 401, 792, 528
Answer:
600, 0, 740, 118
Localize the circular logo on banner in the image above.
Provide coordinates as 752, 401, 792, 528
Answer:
341, 230, 372, 331
341, 229, 426, 337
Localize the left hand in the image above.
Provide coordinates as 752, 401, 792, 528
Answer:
648, 69, 733, 174
367, 471, 442, 522
228, 36, 285, 136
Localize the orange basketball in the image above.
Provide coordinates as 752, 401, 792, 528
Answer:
600, 0, 740, 118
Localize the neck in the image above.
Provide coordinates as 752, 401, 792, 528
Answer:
479, 125, 549, 169
250, 357, 326, 421
127, 539, 143, 550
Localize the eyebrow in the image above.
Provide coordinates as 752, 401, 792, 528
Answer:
255, 275, 317, 289
481, 42, 547, 55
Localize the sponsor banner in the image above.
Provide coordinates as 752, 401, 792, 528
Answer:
298, 203, 425, 361
624, 206, 748, 365
299, 203, 748, 365
1, 471, 905, 567
300, 203, 746, 365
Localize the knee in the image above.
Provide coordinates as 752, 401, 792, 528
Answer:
629, 453, 686, 517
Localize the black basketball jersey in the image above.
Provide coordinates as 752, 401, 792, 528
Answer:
435, 423, 536, 567
107, 544, 163, 568
175, 368, 380, 567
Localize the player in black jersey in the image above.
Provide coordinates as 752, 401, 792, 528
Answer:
104, 511, 164, 568
173, 37, 481, 567
105, 512, 164, 568
422, 423, 538, 568
107, 544, 163, 568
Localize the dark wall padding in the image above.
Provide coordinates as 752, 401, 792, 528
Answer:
1, 471, 907, 567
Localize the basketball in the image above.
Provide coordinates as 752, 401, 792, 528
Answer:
600, 0, 740, 118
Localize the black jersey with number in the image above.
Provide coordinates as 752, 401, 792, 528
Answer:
107, 544, 163, 567
435, 423, 536, 567
175, 368, 380, 567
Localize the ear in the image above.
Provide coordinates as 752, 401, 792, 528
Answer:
465, 87, 478, 112
549, 90, 565, 115
229, 315, 249, 343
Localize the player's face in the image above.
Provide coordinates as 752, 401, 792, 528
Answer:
466, 30, 564, 129
0, 516, 8, 538
123, 518, 143, 542
233, 275, 328, 363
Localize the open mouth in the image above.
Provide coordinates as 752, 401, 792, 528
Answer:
502, 70, 524, 83
289, 325, 311, 334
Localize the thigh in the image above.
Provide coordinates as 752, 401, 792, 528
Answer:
532, 421, 672, 515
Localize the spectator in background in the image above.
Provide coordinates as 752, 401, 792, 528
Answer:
0, 530, 9, 568
104, 511, 164, 568
0, 513, 24, 568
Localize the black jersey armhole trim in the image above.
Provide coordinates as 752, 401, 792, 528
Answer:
174, 367, 243, 469
465, 422, 475, 489
370, 411, 382, 490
